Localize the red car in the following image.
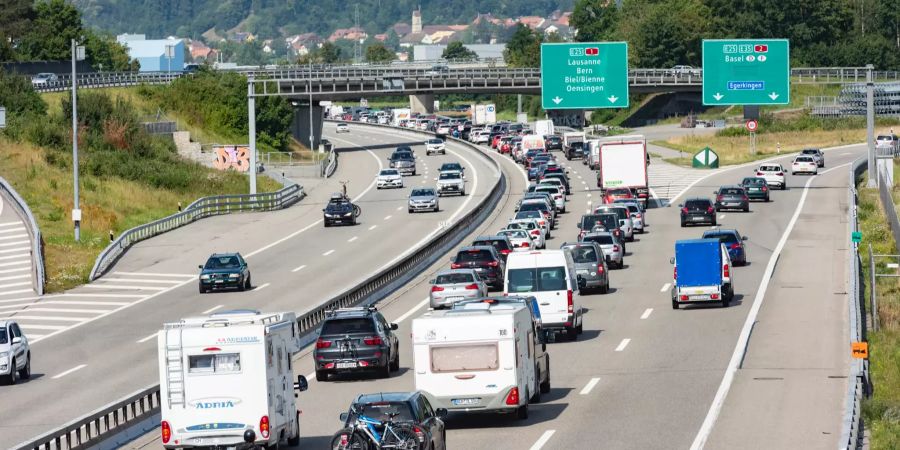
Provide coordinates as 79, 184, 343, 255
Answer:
491, 134, 503, 149
603, 187, 634, 204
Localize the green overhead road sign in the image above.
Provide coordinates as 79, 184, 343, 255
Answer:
702, 39, 790, 106
540, 42, 629, 110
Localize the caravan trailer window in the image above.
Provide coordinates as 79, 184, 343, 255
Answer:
430, 344, 499, 373
188, 353, 241, 374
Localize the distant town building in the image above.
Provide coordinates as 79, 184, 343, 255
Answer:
116, 35, 185, 72
413, 44, 505, 62
412, 7, 423, 34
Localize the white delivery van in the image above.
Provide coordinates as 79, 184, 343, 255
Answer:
584, 139, 601, 169
533, 119, 555, 138
504, 250, 585, 341
158, 310, 309, 449
412, 307, 539, 419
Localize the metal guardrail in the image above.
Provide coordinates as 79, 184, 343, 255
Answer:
0, 176, 45, 295
877, 163, 900, 248
839, 156, 870, 450
88, 183, 304, 280
22, 121, 505, 450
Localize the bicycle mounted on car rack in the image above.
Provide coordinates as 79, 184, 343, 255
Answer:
331, 404, 420, 450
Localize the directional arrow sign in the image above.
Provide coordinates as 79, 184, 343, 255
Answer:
702, 39, 790, 106
541, 42, 629, 110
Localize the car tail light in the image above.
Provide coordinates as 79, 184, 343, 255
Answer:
776, 172, 784, 176
730, 243, 741, 250
413, 426, 426, 443
488, 260, 499, 267
363, 336, 384, 345
464, 283, 480, 290
315, 339, 332, 349
501, 249, 512, 255
359, 360, 370, 367
161, 421, 172, 444
711, 293, 720, 300
567, 290, 574, 313
762, 186, 768, 192
756, 171, 764, 176
716, 195, 723, 202
742, 196, 749, 201
431, 285, 444, 292
635, 213, 642, 218
613, 245, 620, 252
505, 387, 520, 405
723, 264, 730, 278
260, 415, 270, 439
597, 265, 604, 273
681, 207, 689, 214
521, 241, 530, 247
707, 207, 715, 214
450, 262, 462, 269
680, 295, 689, 301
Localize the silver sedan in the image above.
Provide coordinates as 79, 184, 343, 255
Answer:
429, 269, 488, 309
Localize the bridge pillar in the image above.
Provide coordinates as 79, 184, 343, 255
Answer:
291, 101, 324, 151
409, 94, 435, 114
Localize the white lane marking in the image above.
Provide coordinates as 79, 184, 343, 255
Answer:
322, 249, 335, 256
137, 332, 158, 343
348, 236, 358, 243
530, 430, 556, 450
111, 272, 195, 278
0, 222, 20, 227
244, 139, 383, 259
690, 161, 851, 450
202, 305, 223, 314
292, 264, 307, 273
395, 297, 430, 324
641, 308, 654, 319
0, 289, 34, 297
0, 302, 39, 310
586, 193, 591, 198
62, 293, 145, 298
0, 247, 31, 254
0, 274, 29, 282
615, 338, 631, 352
254, 283, 271, 292
0, 227, 26, 235
841, 152, 853, 156
660, 283, 671, 292
580, 377, 602, 395
14, 307, 113, 314
0, 266, 29, 275
18, 324, 65, 330
719, 214, 725, 219
0, 234, 28, 241
0, 253, 30, 261
52, 364, 87, 379
0, 240, 29, 248
0, 315, 84, 322
384, 215, 393, 220
21, 333, 43, 339
0, 281, 30, 289
82, 284, 165, 291
396, 206, 403, 211
38, 300, 130, 306
100, 278, 186, 284
368, 225, 377, 231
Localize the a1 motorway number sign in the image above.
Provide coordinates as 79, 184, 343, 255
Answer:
540, 42, 629, 110
702, 39, 790, 106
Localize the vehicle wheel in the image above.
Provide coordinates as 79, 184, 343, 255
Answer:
743, 206, 749, 212
781, 185, 786, 191
461, 190, 466, 196
715, 206, 721, 212
5, 359, 17, 385
412, 171, 417, 176
199, 284, 206, 294
576, 321, 583, 335
238, 279, 246, 292
530, 374, 542, 403
711, 220, 717, 226
287, 412, 301, 447
408, 208, 413, 213
566, 326, 578, 341
378, 362, 391, 379
721, 295, 730, 308
680, 220, 686, 227
377, 186, 382, 190
390, 351, 400, 372
19, 354, 31, 379
600, 282, 609, 294
324, 221, 331, 228
540, 359, 551, 394
672, 298, 679, 310
315, 370, 327, 382
515, 402, 529, 420
245, 275, 252, 290
765, 196, 770, 202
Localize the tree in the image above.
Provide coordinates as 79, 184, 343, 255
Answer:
319, 41, 343, 64
84, 31, 137, 72
441, 41, 477, 60
504, 24, 542, 68
365, 43, 395, 63
571, 0, 620, 42
0, 0, 34, 61
18, 0, 84, 61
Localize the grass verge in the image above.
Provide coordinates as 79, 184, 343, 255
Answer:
858, 164, 900, 450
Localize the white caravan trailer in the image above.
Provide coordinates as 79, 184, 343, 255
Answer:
412, 306, 538, 420
158, 310, 309, 449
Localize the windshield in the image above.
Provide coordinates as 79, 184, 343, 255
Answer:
796, 157, 813, 162
499, 229, 527, 239
427, 139, 442, 144
583, 234, 615, 245
440, 164, 462, 171
473, 239, 511, 251
742, 177, 766, 185
760, 165, 782, 172
439, 172, 461, 180
507, 267, 568, 292
205, 256, 240, 269
508, 221, 536, 230
455, 249, 494, 263
801, 149, 818, 154
516, 211, 542, 221
721, 188, 744, 195
567, 246, 599, 263
596, 207, 627, 221
392, 153, 414, 161
519, 203, 548, 213
704, 232, 739, 243
353, 402, 414, 422
536, 186, 559, 195
321, 318, 375, 335
411, 189, 434, 197
685, 199, 711, 209
380, 170, 398, 176
435, 273, 475, 284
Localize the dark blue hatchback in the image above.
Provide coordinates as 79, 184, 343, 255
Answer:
702, 229, 748, 266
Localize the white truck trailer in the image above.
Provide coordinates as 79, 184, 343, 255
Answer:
596, 135, 650, 207
158, 310, 309, 449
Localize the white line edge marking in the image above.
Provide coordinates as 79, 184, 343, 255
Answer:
530, 430, 556, 450
137, 332, 158, 343
368, 225, 377, 231
395, 297, 430, 324
348, 236, 358, 242
719, 214, 725, 219
292, 264, 307, 273
322, 249, 335, 256
579, 377, 601, 395
254, 283, 271, 291
640, 308, 653, 320
689, 161, 851, 450
660, 283, 671, 292
52, 364, 87, 379
615, 338, 631, 352
202, 305, 223, 314
384, 215, 392, 220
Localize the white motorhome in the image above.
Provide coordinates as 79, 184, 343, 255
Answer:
158, 310, 308, 449
412, 306, 540, 419
504, 250, 585, 341
584, 139, 601, 169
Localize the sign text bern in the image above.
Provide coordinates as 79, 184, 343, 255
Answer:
540, 42, 629, 110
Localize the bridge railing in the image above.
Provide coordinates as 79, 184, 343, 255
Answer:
0, 176, 45, 295
88, 183, 304, 280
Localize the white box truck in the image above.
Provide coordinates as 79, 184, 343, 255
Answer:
412, 306, 539, 419
584, 139, 601, 169
158, 310, 309, 449
597, 135, 650, 207
533, 120, 554, 138
391, 108, 411, 126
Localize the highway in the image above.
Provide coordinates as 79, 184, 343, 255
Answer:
266, 139, 862, 449
0, 123, 498, 448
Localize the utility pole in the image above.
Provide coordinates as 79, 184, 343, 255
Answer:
866, 64, 876, 188
309, 56, 315, 154
353, 5, 362, 64
71, 39, 85, 242
248, 77, 257, 194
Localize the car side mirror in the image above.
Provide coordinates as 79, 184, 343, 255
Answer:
11, 337, 22, 345
390, 323, 399, 330
429, 279, 435, 284
742, 236, 748, 241
669, 257, 675, 265
294, 375, 308, 392
198, 264, 204, 270
339, 412, 349, 422
677, 204, 684, 208
713, 190, 719, 195
322, 208, 326, 212
576, 223, 582, 229
436, 408, 449, 419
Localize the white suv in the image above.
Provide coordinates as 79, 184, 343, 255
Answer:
425, 138, 446, 155
791, 155, 818, 175
1, 320, 32, 384
755, 163, 786, 190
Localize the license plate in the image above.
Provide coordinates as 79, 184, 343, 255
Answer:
749, 188, 759, 192
691, 217, 704, 221
577, 269, 589, 275
446, 296, 464, 302
690, 294, 711, 300
452, 398, 479, 406
336, 362, 357, 369
215, 280, 224, 283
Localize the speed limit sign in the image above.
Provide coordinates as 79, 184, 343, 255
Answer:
746, 120, 758, 132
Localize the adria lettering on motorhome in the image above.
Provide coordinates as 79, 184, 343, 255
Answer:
190, 398, 240, 409
215, 336, 260, 344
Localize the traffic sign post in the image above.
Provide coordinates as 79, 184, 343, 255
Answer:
540, 42, 629, 110
702, 39, 790, 106
746, 120, 759, 155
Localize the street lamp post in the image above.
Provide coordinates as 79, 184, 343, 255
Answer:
71, 39, 85, 242
165, 44, 174, 80
308, 57, 314, 154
